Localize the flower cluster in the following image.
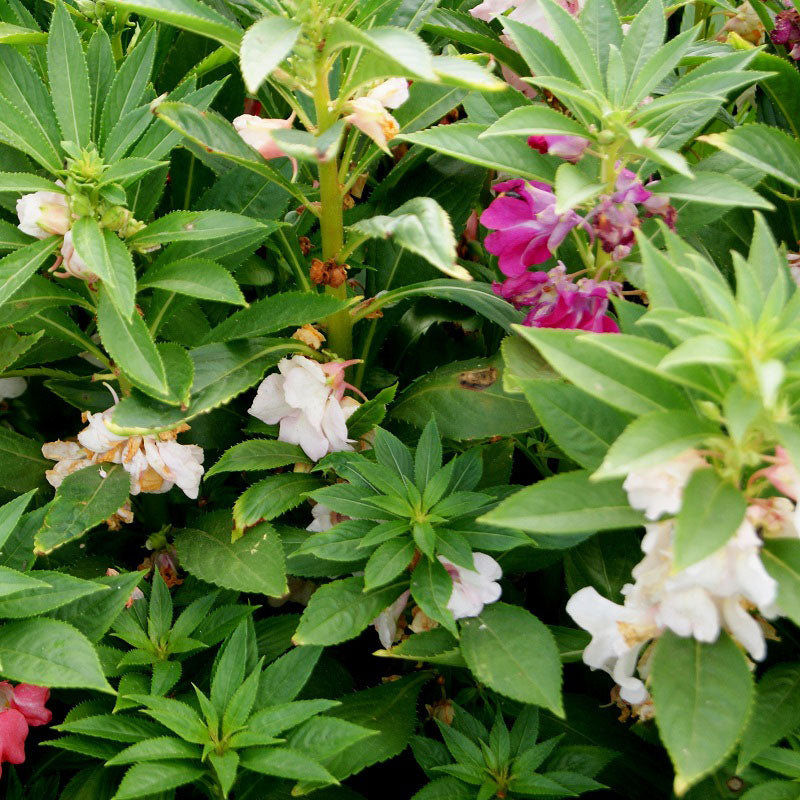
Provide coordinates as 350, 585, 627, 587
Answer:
42, 389, 204, 519
493, 263, 621, 332
0, 682, 51, 777
589, 168, 676, 261
249, 356, 363, 462
568, 449, 798, 713
772, 6, 800, 59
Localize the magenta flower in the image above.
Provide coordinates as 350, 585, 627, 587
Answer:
613, 167, 652, 205
493, 263, 620, 333
593, 199, 640, 261
480, 179, 588, 276
772, 9, 800, 58
528, 134, 590, 163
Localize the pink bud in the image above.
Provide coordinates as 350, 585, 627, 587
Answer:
16, 189, 70, 239
233, 114, 298, 177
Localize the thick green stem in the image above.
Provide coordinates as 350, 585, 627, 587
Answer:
593, 143, 622, 277
314, 57, 352, 359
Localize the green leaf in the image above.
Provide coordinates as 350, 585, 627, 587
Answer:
104, 0, 243, 50
211, 622, 247, 715
105, 736, 201, 765
349, 197, 470, 281
399, 122, 556, 183
97, 287, 169, 400
127, 695, 209, 743
0, 89, 62, 172
651, 631, 754, 794
0, 618, 113, 692
410, 557, 457, 635
293, 576, 407, 646
391, 356, 536, 440
653, 173, 773, 211
203, 292, 349, 343
0, 22, 46, 43
233, 473, 323, 530
138, 259, 246, 306
415, 417, 442, 490
175, 521, 287, 597
72, 218, 136, 318
673, 470, 745, 569
621, 0, 666, 91
376, 628, 465, 666
0, 571, 106, 617
258, 643, 322, 705
56, 714, 166, 743
87, 27, 115, 142
0, 173, 65, 194
0, 427, 49, 493
239, 746, 337, 785
240, 16, 301, 93
0, 491, 35, 551
35, 464, 131, 554
700, 124, 800, 191
364, 538, 415, 590
595, 410, 719, 479
112, 761, 205, 800
738, 664, 800, 770
460, 603, 563, 715
517, 378, 631, 471
554, 162, 603, 213
0, 567, 50, 599
323, 673, 430, 779
129, 209, 274, 249
207, 439, 308, 477
0, 238, 61, 310
481, 105, 588, 139
47, 1, 91, 148
479, 470, 643, 536
762, 540, 800, 627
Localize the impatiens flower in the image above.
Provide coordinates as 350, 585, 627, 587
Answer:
0, 683, 51, 728
623, 449, 707, 520
248, 356, 362, 462
344, 79, 410, 152
438, 553, 502, 619
0, 709, 28, 778
372, 590, 411, 649
42, 390, 204, 501
365, 77, 410, 109
233, 113, 298, 177
493, 263, 621, 332
0, 378, 26, 400
306, 503, 348, 532
16, 187, 70, 239
471, 0, 583, 39
772, 8, 800, 57
763, 446, 800, 502
481, 180, 588, 276
787, 251, 800, 286
719, 0, 766, 45
528, 134, 590, 163
55, 229, 98, 281
566, 587, 656, 704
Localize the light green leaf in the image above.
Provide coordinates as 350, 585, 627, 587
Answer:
481, 105, 589, 139
206, 439, 308, 477
240, 16, 301, 94
72, 217, 136, 319
112, 761, 205, 800
0, 238, 61, 309
653, 173, 773, 210
554, 162, 603, 213
0, 427, 50, 493
762, 540, 800, 627
233, 473, 323, 530
460, 603, 563, 715
410, 557, 456, 635
651, 631, 753, 794
175, 521, 287, 597
479, 470, 643, 535
0, 618, 113, 692
47, 1, 91, 148
0, 22, 46, 43
138, 259, 246, 305
349, 197, 469, 281
0, 173, 65, 194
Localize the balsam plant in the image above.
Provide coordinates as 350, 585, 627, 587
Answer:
1, 0, 800, 797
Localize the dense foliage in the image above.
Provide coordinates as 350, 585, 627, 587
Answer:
0, 0, 800, 797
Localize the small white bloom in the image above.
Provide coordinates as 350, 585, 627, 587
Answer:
345, 97, 400, 153
438, 553, 502, 619
143, 438, 204, 500
59, 230, 98, 281
16, 188, 70, 239
248, 356, 358, 462
0, 377, 27, 400
623, 449, 707, 520
371, 590, 410, 649
367, 78, 410, 109
566, 586, 655, 704
307, 503, 337, 532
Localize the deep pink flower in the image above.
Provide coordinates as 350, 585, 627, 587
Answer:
0, 682, 51, 727
772, 9, 800, 58
528, 134, 590, 163
491, 269, 552, 308
593, 199, 640, 261
480, 179, 588, 276
641, 191, 677, 230
613, 167, 652, 205
0, 709, 28, 777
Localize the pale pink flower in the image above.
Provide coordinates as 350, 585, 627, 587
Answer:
0, 378, 26, 400
233, 113, 298, 177
372, 590, 410, 649
528, 134, 589, 163
16, 187, 70, 239
56, 229, 97, 281
345, 97, 400, 153
438, 553, 502, 619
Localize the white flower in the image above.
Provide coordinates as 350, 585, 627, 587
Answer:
248, 356, 358, 462
0, 378, 26, 400
16, 187, 70, 239
623, 449, 707, 520
438, 553, 502, 619
371, 590, 410, 649
345, 97, 400, 153
566, 586, 655, 704
306, 503, 347, 532
470, 0, 584, 39
58, 230, 97, 281
366, 78, 410, 109
43, 396, 204, 500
